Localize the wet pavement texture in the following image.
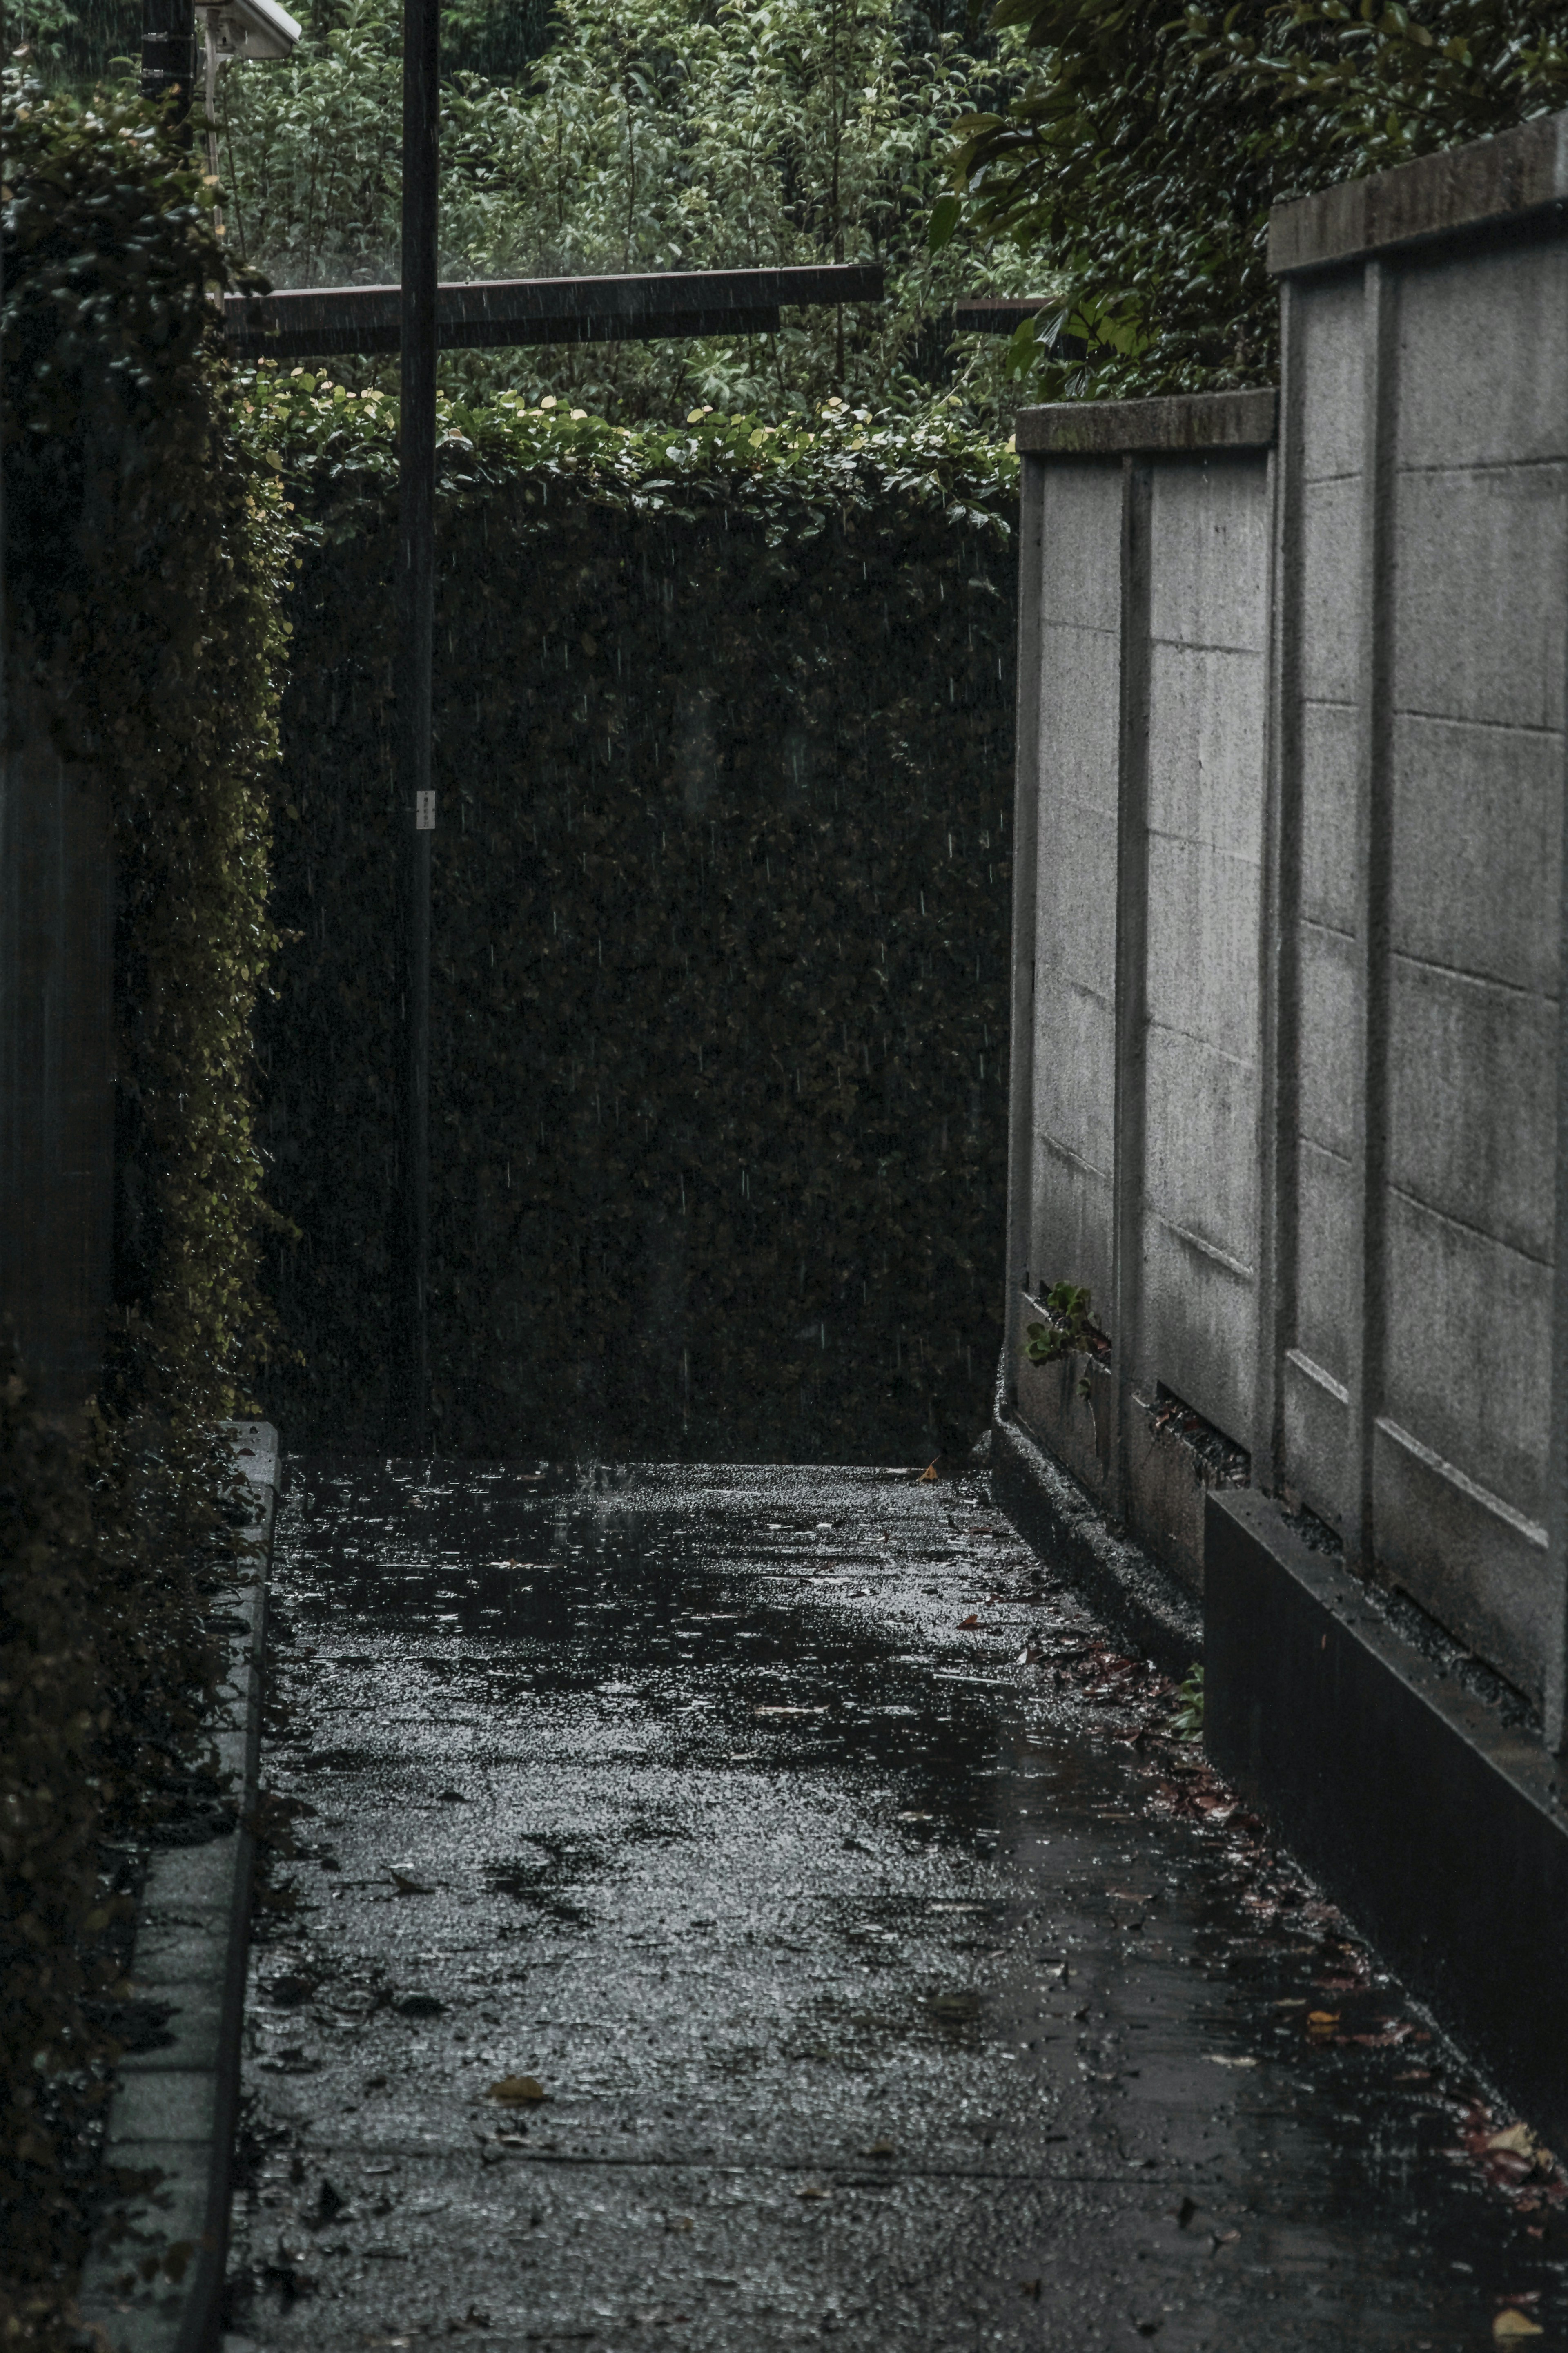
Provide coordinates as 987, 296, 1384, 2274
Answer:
226, 1461, 1567, 2351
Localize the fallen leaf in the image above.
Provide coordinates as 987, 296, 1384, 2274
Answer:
865, 2138, 895, 2158
1493, 2314, 1544, 2339
957, 1615, 982, 1630
797, 2183, 829, 2200
487, 2075, 548, 2105
1488, 2125, 1541, 2160
918, 1461, 939, 1483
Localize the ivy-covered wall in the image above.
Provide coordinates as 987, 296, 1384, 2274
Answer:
250, 385, 1018, 1461
2, 85, 288, 2346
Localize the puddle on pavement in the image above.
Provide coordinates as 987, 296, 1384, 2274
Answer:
226, 1459, 1568, 2351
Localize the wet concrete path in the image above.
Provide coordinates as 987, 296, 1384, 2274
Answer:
225, 1461, 1566, 2351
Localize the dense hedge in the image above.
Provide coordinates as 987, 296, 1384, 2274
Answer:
249, 383, 1018, 1461
2, 83, 289, 2344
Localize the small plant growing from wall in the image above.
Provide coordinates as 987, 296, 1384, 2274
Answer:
1170, 1663, 1205, 1742
1024, 1282, 1105, 1398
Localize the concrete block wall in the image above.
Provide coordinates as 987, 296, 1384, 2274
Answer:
1006, 394, 1276, 1581
1007, 112, 1568, 1731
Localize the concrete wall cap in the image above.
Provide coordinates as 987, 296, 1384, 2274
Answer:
1015, 387, 1277, 457
1269, 108, 1568, 275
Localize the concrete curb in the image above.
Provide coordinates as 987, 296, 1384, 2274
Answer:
1207, 1485, 1568, 2152
78, 1421, 278, 2353
989, 1400, 1203, 1679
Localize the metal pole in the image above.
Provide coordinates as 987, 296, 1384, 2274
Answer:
396, 0, 437, 1456
142, 0, 195, 127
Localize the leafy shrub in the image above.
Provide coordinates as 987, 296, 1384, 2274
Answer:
938, 0, 1568, 399
244, 374, 1019, 1460
2, 80, 289, 2342
216, 0, 1039, 422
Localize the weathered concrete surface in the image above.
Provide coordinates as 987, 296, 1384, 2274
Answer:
1012, 443, 1270, 1591
1016, 391, 1277, 457
226, 1460, 1565, 2350
1013, 152, 1568, 1717
1207, 1485, 1568, 2153
82, 1423, 277, 2353
1276, 193, 1568, 1710
1269, 107, 1568, 274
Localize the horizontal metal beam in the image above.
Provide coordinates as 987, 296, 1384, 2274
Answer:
952, 296, 1056, 335
226, 263, 884, 361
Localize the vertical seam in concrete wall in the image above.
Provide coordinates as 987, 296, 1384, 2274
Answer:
1546, 447, 1568, 1749
1259, 288, 1305, 1494
1110, 457, 1154, 1522
1350, 259, 1399, 1573
1004, 455, 1047, 1398
1260, 289, 1316, 1487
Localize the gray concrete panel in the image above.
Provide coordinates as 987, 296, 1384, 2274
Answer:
1149, 458, 1271, 654
1029, 1144, 1113, 1311
1038, 465, 1123, 632
1390, 713, 1562, 993
1381, 1190, 1550, 1525
104, 2069, 220, 2150
1299, 701, 1360, 935
1391, 464, 1567, 732
1015, 1341, 1109, 1499
1395, 240, 1568, 470
1372, 1423, 1551, 1707
1143, 1024, 1258, 1271
1040, 624, 1123, 821
1294, 1138, 1357, 1384
1296, 922, 1359, 1160
1147, 644, 1266, 859
1388, 956, 1556, 1260
1033, 972, 1115, 1182
1296, 276, 1365, 484
1141, 1221, 1255, 1445
1281, 1348, 1352, 1528
1299, 474, 1363, 703
1145, 836, 1261, 1071
1045, 796, 1120, 1003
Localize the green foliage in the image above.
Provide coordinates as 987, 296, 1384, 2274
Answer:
2, 80, 290, 2342
216, 0, 1040, 422
1171, 1661, 1205, 1741
1023, 1281, 1095, 1363
242, 369, 1018, 1459
942, 0, 1568, 399
1023, 1279, 1100, 1397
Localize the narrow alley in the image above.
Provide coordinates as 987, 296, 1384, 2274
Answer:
223, 1462, 1561, 2352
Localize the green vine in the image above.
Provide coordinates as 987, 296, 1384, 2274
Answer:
2, 78, 290, 2345
1024, 1281, 1104, 1398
